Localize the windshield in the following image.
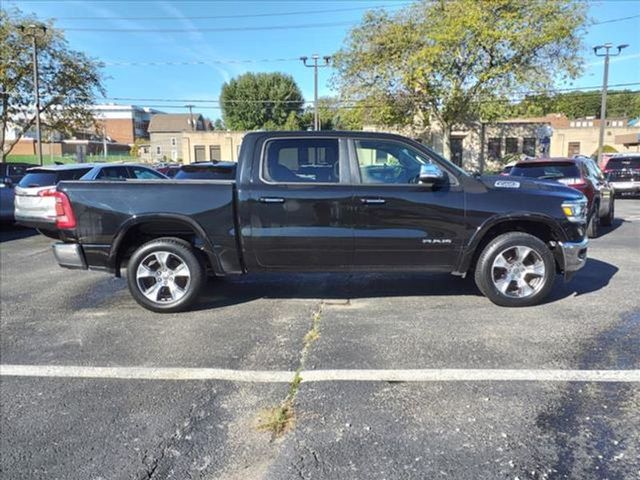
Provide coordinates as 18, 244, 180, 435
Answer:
606, 157, 640, 170
174, 164, 236, 180
509, 162, 580, 180
18, 168, 92, 187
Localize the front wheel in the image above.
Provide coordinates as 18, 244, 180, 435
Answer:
474, 232, 556, 307
126, 238, 205, 313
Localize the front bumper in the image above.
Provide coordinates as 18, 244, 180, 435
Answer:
559, 237, 588, 280
52, 243, 87, 270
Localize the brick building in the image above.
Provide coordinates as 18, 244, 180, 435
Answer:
92, 105, 163, 145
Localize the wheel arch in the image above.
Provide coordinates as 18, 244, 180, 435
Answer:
456, 213, 568, 276
109, 214, 224, 277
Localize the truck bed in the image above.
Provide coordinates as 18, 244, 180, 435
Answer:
58, 179, 241, 274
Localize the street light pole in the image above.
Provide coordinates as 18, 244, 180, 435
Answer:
20, 24, 47, 166
300, 55, 331, 131
593, 43, 628, 163
185, 104, 195, 131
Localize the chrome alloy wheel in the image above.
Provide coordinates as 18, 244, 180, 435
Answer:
136, 251, 191, 304
491, 246, 546, 299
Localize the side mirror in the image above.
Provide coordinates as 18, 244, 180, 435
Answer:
419, 164, 444, 185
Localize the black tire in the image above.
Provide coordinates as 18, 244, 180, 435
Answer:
36, 228, 60, 240
474, 232, 556, 307
126, 238, 205, 313
587, 209, 599, 238
600, 198, 614, 227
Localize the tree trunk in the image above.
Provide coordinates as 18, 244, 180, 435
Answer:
441, 124, 452, 160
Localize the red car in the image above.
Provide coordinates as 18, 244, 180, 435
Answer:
508, 157, 614, 237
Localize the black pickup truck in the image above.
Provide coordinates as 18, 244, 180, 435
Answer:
51, 131, 589, 312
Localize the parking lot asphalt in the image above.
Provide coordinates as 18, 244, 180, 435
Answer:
1, 200, 639, 479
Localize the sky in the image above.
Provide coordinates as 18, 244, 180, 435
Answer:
4, 0, 640, 119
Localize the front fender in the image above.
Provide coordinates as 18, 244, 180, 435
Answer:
454, 212, 568, 275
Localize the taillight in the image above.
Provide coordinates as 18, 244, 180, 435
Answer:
54, 191, 76, 229
558, 177, 587, 187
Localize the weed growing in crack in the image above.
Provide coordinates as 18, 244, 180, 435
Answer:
257, 303, 323, 438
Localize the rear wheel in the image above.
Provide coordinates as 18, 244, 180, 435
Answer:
126, 238, 204, 313
600, 198, 615, 227
474, 232, 556, 307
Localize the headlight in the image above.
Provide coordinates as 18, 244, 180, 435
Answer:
562, 198, 588, 223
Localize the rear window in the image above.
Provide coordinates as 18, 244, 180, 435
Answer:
18, 168, 92, 187
606, 157, 640, 170
174, 164, 236, 180
509, 162, 580, 180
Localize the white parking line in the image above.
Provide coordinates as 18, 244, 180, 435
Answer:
2, 364, 640, 383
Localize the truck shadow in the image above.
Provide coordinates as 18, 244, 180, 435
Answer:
195, 258, 617, 310
0, 223, 38, 243
597, 217, 627, 237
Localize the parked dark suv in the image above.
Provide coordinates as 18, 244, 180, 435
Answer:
0, 162, 31, 222
602, 154, 640, 197
509, 156, 614, 237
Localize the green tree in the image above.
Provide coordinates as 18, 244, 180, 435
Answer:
1, 8, 105, 161
212, 118, 225, 130
333, 0, 587, 156
283, 110, 301, 130
219, 72, 304, 130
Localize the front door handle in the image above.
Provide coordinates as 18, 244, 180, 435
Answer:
259, 197, 285, 204
360, 198, 386, 205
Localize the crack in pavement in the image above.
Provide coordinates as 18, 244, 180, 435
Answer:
258, 302, 324, 439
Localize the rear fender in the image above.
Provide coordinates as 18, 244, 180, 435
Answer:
109, 214, 224, 276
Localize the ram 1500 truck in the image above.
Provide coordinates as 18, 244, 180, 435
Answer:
51, 131, 589, 312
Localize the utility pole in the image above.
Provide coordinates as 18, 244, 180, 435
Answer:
20, 24, 47, 166
593, 43, 628, 163
300, 55, 331, 131
185, 104, 195, 131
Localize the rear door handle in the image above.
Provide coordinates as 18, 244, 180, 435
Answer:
259, 197, 285, 204
360, 198, 386, 205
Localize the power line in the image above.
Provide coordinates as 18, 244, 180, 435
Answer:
51, 3, 408, 21
62, 20, 355, 33
2, 87, 638, 110
40, 13, 640, 33
102, 57, 299, 66
592, 14, 640, 26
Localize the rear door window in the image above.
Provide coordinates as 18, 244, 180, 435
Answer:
263, 139, 340, 183
96, 166, 129, 180
509, 163, 580, 180
128, 166, 166, 179
59, 168, 92, 181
